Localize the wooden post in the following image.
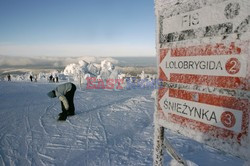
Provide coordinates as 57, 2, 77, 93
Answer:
153, 124, 164, 166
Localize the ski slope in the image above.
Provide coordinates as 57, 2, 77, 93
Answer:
0, 81, 245, 165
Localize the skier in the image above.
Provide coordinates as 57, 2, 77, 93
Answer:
49, 75, 53, 82
7, 74, 11, 81
47, 82, 76, 121
30, 75, 33, 82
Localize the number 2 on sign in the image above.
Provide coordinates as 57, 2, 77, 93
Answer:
225, 58, 240, 75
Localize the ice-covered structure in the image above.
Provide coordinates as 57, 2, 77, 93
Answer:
63, 59, 119, 83
64, 63, 82, 76
98, 60, 118, 80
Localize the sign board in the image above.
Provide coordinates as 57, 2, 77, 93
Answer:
155, 0, 250, 159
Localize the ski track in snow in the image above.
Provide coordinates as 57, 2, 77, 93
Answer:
0, 82, 246, 166
97, 112, 111, 165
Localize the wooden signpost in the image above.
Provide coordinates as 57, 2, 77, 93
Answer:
154, 0, 250, 165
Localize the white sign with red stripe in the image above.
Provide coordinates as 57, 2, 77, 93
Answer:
159, 49, 247, 79
159, 89, 243, 133
155, 0, 250, 159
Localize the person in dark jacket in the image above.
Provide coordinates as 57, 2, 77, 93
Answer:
47, 82, 76, 121
49, 75, 53, 82
7, 74, 11, 81
30, 75, 33, 82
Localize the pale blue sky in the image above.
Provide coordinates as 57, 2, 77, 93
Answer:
0, 0, 155, 57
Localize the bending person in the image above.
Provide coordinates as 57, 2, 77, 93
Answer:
47, 82, 76, 121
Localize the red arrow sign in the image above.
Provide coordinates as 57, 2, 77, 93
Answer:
157, 41, 250, 143
157, 88, 249, 142
159, 42, 249, 90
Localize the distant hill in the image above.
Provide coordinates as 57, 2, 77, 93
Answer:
0, 56, 157, 76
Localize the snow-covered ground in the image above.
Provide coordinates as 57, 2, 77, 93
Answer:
0, 81, 245, 165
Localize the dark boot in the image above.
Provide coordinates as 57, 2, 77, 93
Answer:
58, 112, 75, 116
58, 113, 67, 121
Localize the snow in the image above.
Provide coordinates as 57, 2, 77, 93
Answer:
63, 59, 119, 83
169, 159, 198, 166
64, 63, 81, 76
0, 81, 246, 165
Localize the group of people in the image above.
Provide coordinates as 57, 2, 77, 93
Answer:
6, 74, 59, 83
6, 74, 37, 82
49, 75, 59, 83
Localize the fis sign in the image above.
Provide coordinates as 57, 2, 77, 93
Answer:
155, 0, 250, 158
